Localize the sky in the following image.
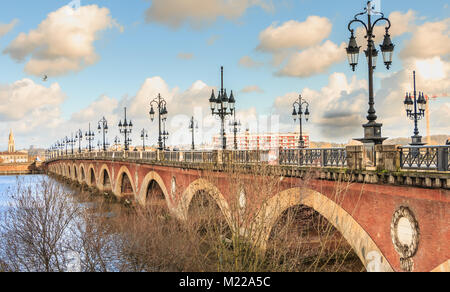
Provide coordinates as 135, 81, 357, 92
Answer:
0, 0, 449, 150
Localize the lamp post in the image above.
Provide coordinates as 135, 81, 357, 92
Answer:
229, 113, 241, 150
68, 133, 76, 154
56, 141, 63, 157
162, 120, 169, 151
118, 107, 133, 151
114, 136, 121, 151
404, 71, 427, 146
98, 117, 109, 151
75, 129, 83, 153
149, 94, 168, 151
209, 66, 236, 150
189, 117, 199, 150
62, 136, 69, 155
292, 94, 310, 149
85, 123, 95, 152
346, 0, 395, 145
140, 129, 148, 151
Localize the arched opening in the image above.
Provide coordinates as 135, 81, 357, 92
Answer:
120, 173, 134, 197
266, 204, 365, 272
68, 165, 71, 177
188, 191, 232, 243
81, 167, 85, 182
146, 179, 166, 205
74, 166, 78, 181
102, 169, 112, 190
89, 168, 96, 186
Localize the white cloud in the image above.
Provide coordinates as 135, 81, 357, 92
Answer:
239, 56, 263, 68
177, 52, 194, 60
145, 0, 273, 29
257, 16, 332, 52
3, 5, 122, 77
240, 85, 264, 93
0, 79, 66, 121
277, 41, 346, 78
0, 19, 19, 38
70, 95, 119, 123
272, 73, 368, 140
400, 19, 450, 60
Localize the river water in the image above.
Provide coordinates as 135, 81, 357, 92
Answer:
0, 175, 45, 219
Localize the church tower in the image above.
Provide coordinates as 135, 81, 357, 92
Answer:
8, 129, 15, 153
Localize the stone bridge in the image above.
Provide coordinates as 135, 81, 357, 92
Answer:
45, 146, 450, 272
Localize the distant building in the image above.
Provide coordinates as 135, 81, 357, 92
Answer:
0, 130, 29, 164
213, 131, 310, 150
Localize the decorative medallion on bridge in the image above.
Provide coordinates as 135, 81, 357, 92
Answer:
390, 206, 420, 272
171, 176, 177, 200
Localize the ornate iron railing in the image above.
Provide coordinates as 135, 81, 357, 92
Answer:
279, 148, 347, 167
224, 150, 270, 164
400, 146, 449, 171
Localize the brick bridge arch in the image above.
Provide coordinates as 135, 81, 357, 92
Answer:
98, 164, 113, 192
87, 164, 97, 187
46, 158, 449, 272
255, 187, 393, 272
178, 178, 232, 227
114, 166, 136, 198
79, 163, 86, 183
137, 171, 170, 207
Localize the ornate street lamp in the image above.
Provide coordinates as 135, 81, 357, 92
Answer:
229, 113, 241, 150
62, 136, 69, 155
85, 123, 95, 152
189, 117, 199, 150
162, 120, 169, 150
209, 66, 236, 150
149, 94, 168, 151
292, 94, 310, 149
140, 129, 148, 151
98, 117, 109, 151
118, 107, 133, 151
67, 133, 76, 155
114, 136, 121, 151
346, 0, 394, 145
404, 71, 427, 146
75, 129, 83, 153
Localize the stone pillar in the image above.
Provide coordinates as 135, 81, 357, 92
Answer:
346, 145, 366, 171
179, 151, 184, 162
375, 144, 401, 172
215, 150, 222, 164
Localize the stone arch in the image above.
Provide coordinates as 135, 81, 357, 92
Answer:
137, 171, 170, 207
432, 260, 450, 272
178, 178, 232, 227
79, 163, 86, 183
73, 164, 78, 181
67, 164, 71, 178
254, 187, 394, 272
114, 166, 136, 198
98, 164, 113, 192
87, 164, 97, 187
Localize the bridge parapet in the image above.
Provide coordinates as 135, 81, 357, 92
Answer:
46, 147, 450, 189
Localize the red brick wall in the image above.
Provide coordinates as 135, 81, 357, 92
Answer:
48, 160, 449, 272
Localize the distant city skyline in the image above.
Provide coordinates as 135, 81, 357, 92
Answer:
0, 0, 449, 149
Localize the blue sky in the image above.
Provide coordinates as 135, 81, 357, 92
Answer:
0, 0, 449, 149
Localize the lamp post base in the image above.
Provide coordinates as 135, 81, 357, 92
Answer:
355, 122, 388, 145
410, 135, 426, 146
354, 123, 388, 168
